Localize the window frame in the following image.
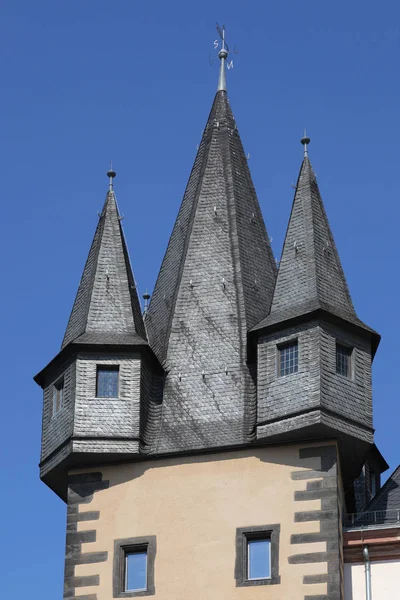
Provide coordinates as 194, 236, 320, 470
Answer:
52, 377, 64, 416
96, 364, 120, 399
235, 524, 280, 587
113, 536, 156, 598
277, 340, 299, 377
335, 342, 353, 379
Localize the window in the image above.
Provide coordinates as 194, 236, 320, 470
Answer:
113, 536, 156, 598
235, 524, 280, 587
247, 538, 271, 580
126, 551, 147, 592
96, 365, 119, 398
279, 341, 298, 376
53, 378, 64, 415
336, 343, 352, 378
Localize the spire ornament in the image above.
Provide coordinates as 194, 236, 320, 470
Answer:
216, 24, 230, 92
107, 162, 116, 192
301, 130, 311, 158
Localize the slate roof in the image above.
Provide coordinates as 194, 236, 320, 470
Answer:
253, 155, 377, 338
146, 90, 277, 362
61, 190, 147, 348
143, 89, 277, 452
366, 465, 400, 515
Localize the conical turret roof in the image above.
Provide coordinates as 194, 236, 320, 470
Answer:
62, 187, 147, 348
254, 152, 377, 338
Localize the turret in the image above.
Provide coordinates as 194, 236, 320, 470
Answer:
34, 170, 162, 499
252, 137, 380, 486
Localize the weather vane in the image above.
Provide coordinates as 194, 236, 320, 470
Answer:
210, 23, 237, 69
210, 24, 238, 92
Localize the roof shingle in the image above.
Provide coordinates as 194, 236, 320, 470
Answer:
144, 90, 277, 452
253, 156, 377, 338
62, 190, 147, 348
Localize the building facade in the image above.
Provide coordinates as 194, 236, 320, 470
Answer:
35, 40, 391, 600
344, 465, 400, 599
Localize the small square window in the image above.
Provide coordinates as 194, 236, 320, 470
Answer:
113, 536, 156, 598
235, 524, 280, 587
279, 341, 298, 376
96, 365, 119, 398
247, 538, 271, 580
53, 378, 64, 415
336, 343, 352, 378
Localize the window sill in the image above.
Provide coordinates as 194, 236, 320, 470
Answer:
240, 576, 281, 587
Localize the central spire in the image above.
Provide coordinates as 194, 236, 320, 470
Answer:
145, 44, 277, 452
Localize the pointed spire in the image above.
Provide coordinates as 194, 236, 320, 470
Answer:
61, 173, 147, 348
253, 138, 376, 337
145, 80, 276, 452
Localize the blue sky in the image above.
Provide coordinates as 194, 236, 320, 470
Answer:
0, 1, 399, 597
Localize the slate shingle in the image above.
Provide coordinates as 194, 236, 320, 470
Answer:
62, 191, 147, 348
144, 90, 277, 452
253, 157, 377, 339
365, 465, 400, 515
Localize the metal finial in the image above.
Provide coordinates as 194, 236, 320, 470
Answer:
143, 290, 151, 315
216, 23, 229, 92
301, 130, 311, 157
107, 161, 116, 191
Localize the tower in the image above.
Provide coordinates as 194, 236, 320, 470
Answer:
35, 30, 385, 600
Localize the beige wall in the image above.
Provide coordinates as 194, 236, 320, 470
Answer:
71, 442, 338, 599
344, 559, 400, 600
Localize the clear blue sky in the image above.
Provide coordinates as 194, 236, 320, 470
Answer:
0, 1, 399, 597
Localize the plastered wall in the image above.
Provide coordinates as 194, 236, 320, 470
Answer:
65, 442, 341, 600
344, 560, 400, 600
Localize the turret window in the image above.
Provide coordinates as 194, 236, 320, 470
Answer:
278, 341, 298, 376
336, 343, 353, 378
53, 378, 64, 415
96, 365, 119, 398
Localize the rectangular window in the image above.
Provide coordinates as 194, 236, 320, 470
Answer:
279, 341, 298, 376
336, 343, 352, 378
113, 536, 156, 598
96, 365, 119, 398
247, 538, 271, 580
125, 550, 147, 592
53, 378, 64, 415
235, 524, 280, 587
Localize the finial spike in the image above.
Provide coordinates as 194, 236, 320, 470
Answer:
107, 162, 116, 192
300, 131, 311, 158
216, 24, 229, 92
143, 289, 151, 315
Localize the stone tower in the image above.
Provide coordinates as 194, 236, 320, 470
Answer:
35, 35, 385, 600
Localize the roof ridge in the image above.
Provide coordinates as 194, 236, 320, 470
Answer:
146, 91, 222, 363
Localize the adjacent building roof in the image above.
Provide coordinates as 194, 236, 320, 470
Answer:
367, 465, 400, 515
253, 154, 377, 340
61, 189, 147, 348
